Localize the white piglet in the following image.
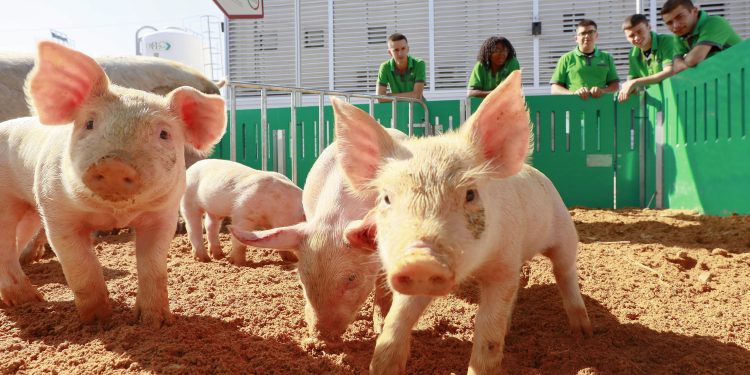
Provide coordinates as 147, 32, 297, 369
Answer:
338, 71, 592, 374
230, 127, 406, 342
180, 159, 305, 265
0, 42, 226, 327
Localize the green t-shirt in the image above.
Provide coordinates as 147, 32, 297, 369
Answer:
377, 55, 426, 94
467, 57, 521, 91
628, 32, 675, 79
550, 47, 619, 92
674, 10, 742, 59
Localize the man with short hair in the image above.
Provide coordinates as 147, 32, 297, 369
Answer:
376, 33, 426, 103
618, 14, 676, 102
661, 0, 742, 74
551, 19, 620, 100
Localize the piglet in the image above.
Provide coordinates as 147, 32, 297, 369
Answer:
181, 159, 305, 265
338, 71, 592, 374
0, 41, 226, 327
230, 126, 406, 342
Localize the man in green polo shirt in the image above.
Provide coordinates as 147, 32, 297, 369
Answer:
618, 14, 675, 102
661, 0, 742, 74
551, 19, 620, 100
376, 33, 426, 103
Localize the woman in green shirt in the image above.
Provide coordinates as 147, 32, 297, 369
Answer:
467, 36, 521, 97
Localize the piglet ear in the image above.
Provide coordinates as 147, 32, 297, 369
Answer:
26, 41, 109, 125
332, 97, 397, 192
167, 86, 227, 153
460, 70, 530, 178
229, 223, 306, 251
343, 210, 378, 252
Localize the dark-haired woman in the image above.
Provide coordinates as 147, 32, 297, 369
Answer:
467, 36, 520, 97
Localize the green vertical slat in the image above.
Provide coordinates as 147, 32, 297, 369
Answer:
616, 95, 642, 208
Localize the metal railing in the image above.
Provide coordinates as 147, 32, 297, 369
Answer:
226, 81, 431, 185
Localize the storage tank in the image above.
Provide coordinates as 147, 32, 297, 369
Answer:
138, 27, 204, 72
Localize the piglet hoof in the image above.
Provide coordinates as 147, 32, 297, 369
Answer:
369, 358, 407, 375
370, 340, 408, 375
134, 303, 174, 328
76, 297, 113, 324
0, 279, 45, 306
569, 307, 593, 337
193, 251, 211, 263
210, 245, 225, 260
228, 255, 246, 267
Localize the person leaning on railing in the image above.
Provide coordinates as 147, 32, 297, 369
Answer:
466, 36, 520, 98
661, 0, 742, 74
550, 19, 620, 100
618, 13, 676, 102
375, 33, 426, 103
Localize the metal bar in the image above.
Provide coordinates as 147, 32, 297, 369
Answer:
408, 102, 414, 136
229, 83, 237, 162
319, 93, 325, 155
391, 101, 398, 129
290, 92, 298, 185
639, 94, 646, 207
260, 88, 268, 171
229, 81, 425, 106
369, 98, 375, 117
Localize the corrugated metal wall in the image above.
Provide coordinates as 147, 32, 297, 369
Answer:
226, 0, 750, 100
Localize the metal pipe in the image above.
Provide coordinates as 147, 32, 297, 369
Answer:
318, 93, 325, 155
229, 83, 237, 162
408, 101, 414, 136
290, 92, 298, 185
260, 88, 268, 171
391, 101, 398, 129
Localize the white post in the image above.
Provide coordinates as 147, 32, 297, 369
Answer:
532, 0, 540, 88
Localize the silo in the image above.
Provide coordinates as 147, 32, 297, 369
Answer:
138, 27, 204, 72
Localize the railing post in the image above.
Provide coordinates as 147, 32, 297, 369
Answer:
290, 92, 298, 185
408, 101, 414, 136
260, 88, 268, 171
318, 93, 325, 155
391, 101, 398, 129
229, 83, 237, 162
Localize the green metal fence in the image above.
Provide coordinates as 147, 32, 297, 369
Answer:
656, 39, 750, 215
213, 39, 750, 215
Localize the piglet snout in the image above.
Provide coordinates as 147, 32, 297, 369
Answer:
83, 157, 142, 201
390, 247, 454, 296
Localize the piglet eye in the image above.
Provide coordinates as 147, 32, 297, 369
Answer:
383, 195, 390, 205
85, 120, 94, 130
466, 189, 476, 202
348, 274, 358, 282
159, 130, 169, 140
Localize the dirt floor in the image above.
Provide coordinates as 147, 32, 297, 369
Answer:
1, 208, 749, 374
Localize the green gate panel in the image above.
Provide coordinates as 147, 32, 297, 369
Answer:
470, 94, 627, 208
659, 39, 750, 215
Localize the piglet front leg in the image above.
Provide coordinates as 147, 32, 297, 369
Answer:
467, 277, 520, 375
46, 220, 112, 324
370, 293, 432, 375
132, 209, 176, 328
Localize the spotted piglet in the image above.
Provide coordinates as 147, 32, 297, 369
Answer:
338, 71, 592, 374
